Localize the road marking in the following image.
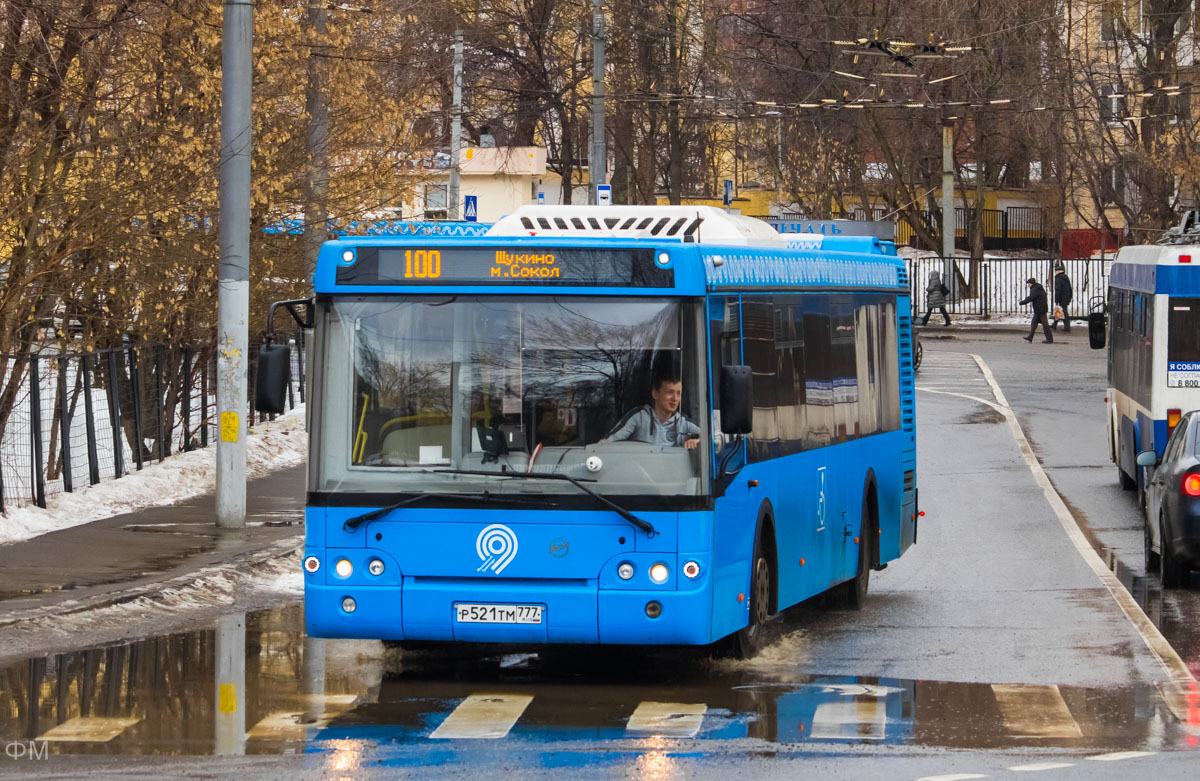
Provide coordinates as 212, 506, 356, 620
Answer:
916, 774, 988, 781
966, 354, 1198, 691
429, 694, 532, 739
1008, 762, 1075, 771
39, 716, 141, 742
809, 699, 887, 740
991, 684, 1082, 739
248, 694, 359, 738
626, 702, 707, 737
1086, 751, 1157, 761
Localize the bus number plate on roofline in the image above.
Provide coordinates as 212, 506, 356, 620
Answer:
455, 603, 544, 624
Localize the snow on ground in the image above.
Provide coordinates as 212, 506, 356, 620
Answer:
0, 406, 307, 546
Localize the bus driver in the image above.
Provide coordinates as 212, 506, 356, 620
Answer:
602, 376, 701, 449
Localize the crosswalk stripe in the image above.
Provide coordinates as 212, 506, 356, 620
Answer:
1086, 751, 1156, 761
916, 774, 988, 781
991, 684, 1082, 739
809, 698, 887, 740
430, 694, 533, 739
248, 694, 359, 738
39, 716, 141, 742
625, 702, 707, 737
1008, 762, 1074, 771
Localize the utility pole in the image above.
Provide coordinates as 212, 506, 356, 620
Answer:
590, 0, 606, 204
941, 103, 956, 293
449, 28, 463, 221
217, 0, 252, 528
303, 0, 329, 280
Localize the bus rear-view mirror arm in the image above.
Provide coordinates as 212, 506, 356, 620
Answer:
256, 298, 314, 416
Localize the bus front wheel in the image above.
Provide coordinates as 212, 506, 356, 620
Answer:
729, 546, 772, 660
1118, 466, 1135, 491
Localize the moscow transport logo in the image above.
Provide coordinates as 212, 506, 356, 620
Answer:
476, 524, 519, 574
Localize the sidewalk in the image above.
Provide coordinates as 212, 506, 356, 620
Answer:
916, 317, 1086, 337
0, 465, 304, 657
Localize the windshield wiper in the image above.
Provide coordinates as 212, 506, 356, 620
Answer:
433, 468, 658, 537
342, 491, 524, 532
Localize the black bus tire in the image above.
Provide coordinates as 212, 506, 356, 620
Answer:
1118, 466, 1135, 491
729, 538, 772, 660
840, 503, 874, 610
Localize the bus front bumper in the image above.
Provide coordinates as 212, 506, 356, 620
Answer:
305, 579, 716, 646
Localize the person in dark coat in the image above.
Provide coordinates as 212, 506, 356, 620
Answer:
1051, 265, 1073, 332
1019, 278, 1053, 343
921, 270, 951, 326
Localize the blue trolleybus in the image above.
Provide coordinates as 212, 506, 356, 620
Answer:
256, 205, 919, 658
1095, 217, 1200, 496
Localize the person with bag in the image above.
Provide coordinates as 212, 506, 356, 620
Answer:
921, 270, 951, 326
1019, 277, 1053, 343
1051, 264, 1073, 332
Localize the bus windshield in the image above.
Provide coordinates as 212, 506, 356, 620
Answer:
313, 295, 709, 497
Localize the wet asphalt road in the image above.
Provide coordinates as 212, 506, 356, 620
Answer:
1, 332, 1199, 779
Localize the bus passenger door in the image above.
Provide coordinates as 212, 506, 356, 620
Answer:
709, 295, 759, 641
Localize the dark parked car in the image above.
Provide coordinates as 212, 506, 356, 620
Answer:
1138, 412, 1200, 587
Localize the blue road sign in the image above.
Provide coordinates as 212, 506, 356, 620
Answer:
537, 191, 545, 204
722, 179, 733, 206
596, 184, 612, 205
464, 195, 478, 222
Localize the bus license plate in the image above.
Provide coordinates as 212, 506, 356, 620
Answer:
455, 603, 543, 624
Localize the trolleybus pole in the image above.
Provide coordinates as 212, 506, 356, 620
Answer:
216, 0, 252, 527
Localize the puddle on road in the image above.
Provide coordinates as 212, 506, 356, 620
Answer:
1, 604, 1199, 764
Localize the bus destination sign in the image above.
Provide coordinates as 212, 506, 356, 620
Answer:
337, 246, 673, 287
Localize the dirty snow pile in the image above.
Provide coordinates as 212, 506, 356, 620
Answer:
0, 406, 307, 546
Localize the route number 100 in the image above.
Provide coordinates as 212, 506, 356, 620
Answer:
404, 249, 441, 279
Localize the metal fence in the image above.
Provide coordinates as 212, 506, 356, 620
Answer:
908, 257, 1111, 320
0, 334, 305, 512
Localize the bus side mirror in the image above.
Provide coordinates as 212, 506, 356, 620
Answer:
720, 365, 753, 435
1088, 312, 1106, 350
255, 343, 291, 415
1136, 450, 1159, 467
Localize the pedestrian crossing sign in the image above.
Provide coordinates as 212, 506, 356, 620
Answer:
464, 195, 478, 222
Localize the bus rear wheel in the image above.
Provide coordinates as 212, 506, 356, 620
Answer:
840, 508, 874, 610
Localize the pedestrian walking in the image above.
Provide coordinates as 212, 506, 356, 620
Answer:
921, 270, 951, 326
1019, 277, 1053, 343
1050, 264, 1073, 332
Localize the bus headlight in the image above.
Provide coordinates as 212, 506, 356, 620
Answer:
334, 559, 353, 578
367, 558, 385, 576
303, 556, 320, 574
649, 563, 669, 584
618, 562, 635, 580
682, 560, 701, 579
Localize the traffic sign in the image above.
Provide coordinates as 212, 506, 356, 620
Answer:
464, 195, 478, 222
722, 179, 733, 206
596, 184, 612, 206
537, 191, 545, 204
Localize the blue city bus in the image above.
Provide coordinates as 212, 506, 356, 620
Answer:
257, 205, 918, 658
